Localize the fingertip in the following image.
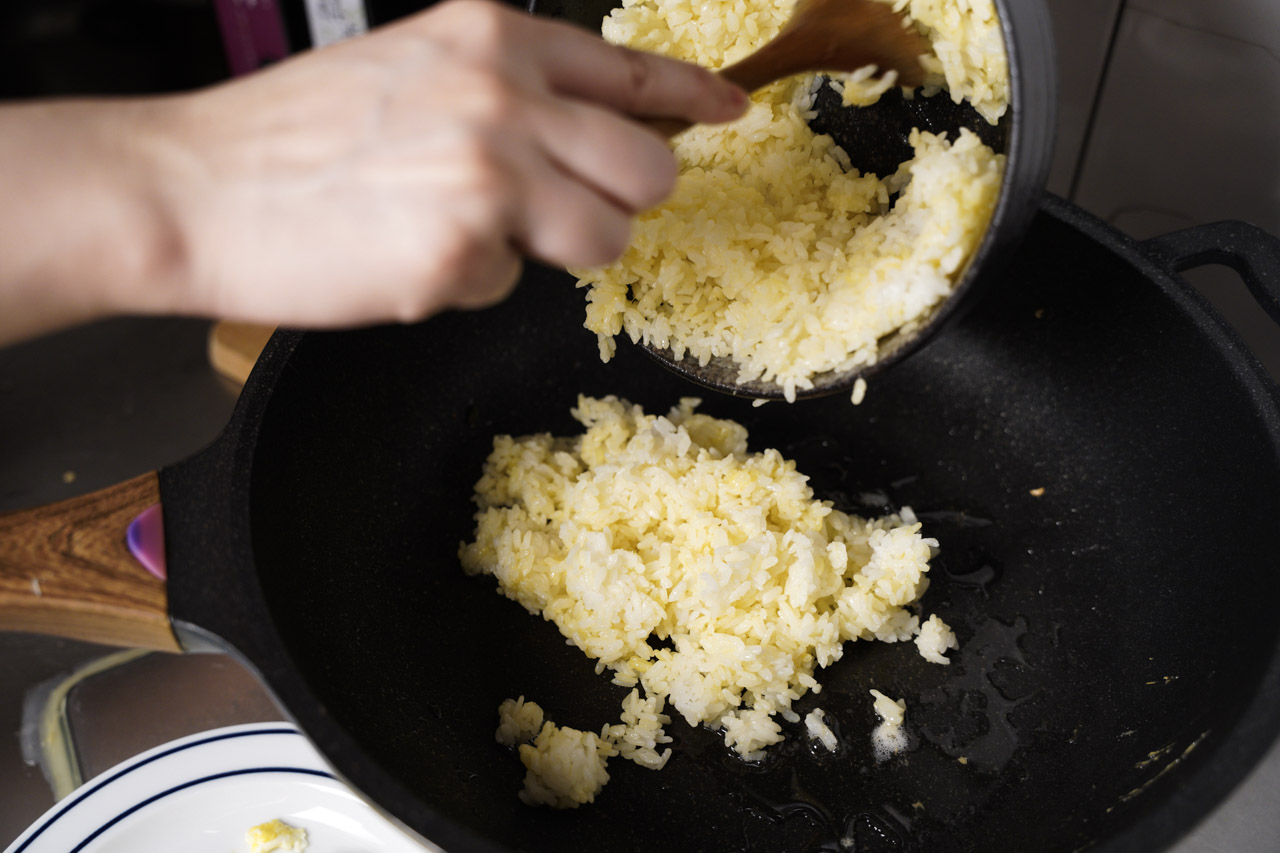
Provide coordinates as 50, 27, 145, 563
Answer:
724, 81, 750, 114
639, 146, 679, 209
453, 251, 523, 310
702, 74, 749, 124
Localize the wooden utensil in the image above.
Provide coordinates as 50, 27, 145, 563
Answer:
649, 0, 929, 137
209, 321, 275, 386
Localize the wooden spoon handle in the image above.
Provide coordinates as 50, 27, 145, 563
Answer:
717, 51, 798, 96
0, 472, 180, 651
644, 116, 697, 138
208, 321, 275, 387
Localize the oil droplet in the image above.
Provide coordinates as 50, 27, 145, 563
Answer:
942, 562, 1001, 597
915, 616, 1034, 772
914, 509, 994, 529
834, 813, 902, 852
881, 802, 913, 833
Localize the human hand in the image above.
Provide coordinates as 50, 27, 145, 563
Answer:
147, 0, 746, 328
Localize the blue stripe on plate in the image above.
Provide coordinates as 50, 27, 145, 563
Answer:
70, 766, 335, 853
12, 726, 306, 853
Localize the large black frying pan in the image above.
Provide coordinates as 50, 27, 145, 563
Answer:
2, 197, 1278, 853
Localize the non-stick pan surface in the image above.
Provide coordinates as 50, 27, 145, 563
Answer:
157, 196, 1280, 853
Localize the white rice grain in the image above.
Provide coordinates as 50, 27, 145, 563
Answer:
870, 689, 909, 760
915, 613, 959, 664
805, 708, 839, 752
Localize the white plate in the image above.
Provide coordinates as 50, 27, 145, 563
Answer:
5, 723, 436, 853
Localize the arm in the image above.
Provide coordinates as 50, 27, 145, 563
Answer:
0, 0, 745, 346
0, 99, 184, 343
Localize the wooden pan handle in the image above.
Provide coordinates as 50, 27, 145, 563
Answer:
0, 472, 180, 651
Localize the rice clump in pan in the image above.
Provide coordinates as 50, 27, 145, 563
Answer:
572, 0, 1008, 401
833, 0, 1008, 122
462, 397, 957, 806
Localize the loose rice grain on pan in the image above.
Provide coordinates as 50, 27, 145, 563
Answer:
870, 688, 910, 760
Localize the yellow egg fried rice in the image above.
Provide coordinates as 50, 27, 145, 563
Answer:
462, 397, 956, 805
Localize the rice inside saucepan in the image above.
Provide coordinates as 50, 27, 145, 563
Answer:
573, 0, 1009, 401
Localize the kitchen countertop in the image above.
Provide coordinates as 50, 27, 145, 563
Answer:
3, 273, 1280, 850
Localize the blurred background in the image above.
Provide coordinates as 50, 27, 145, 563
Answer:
0, 0, 1277, 850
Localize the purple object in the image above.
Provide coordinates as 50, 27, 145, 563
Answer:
214, 0, 292, 77
127, 504, 167, 580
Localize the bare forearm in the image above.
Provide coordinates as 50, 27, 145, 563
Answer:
0, 0, 745, 346
0, 99, 188, 344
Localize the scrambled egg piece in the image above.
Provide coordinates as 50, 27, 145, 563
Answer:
246, 819, 308, 853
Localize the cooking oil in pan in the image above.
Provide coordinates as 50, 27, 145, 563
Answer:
816, 812, 905, 852
734, 769, 909, 852
915, 615, 1033, 773
941, 560, 1000, 597
707, 611, 1044, 852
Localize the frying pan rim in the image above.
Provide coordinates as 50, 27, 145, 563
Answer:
160, 197, 1280, 853
1032, 194, 1280, 852
161, 330, 513, 853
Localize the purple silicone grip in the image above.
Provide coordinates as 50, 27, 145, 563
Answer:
126, 503, 167, 580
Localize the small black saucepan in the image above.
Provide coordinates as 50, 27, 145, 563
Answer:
2, 196, 1278, 853
527, 0, 1057, 399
